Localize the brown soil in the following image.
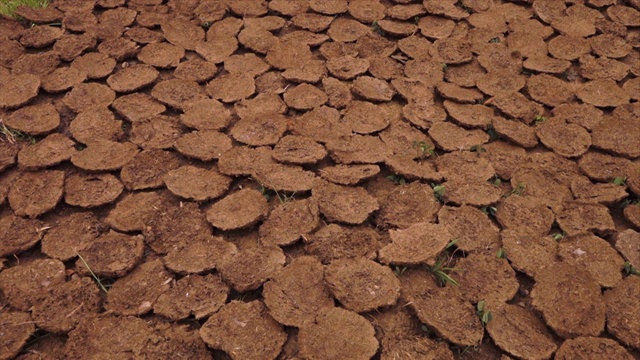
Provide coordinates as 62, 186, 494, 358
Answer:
2, 1, 640, 359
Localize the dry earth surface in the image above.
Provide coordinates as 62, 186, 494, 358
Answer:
1, 0, 640, 359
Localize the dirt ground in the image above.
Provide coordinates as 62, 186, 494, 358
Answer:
1, 0, 640, 359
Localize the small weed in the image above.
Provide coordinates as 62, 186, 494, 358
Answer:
429, 258, 458, 286
74, 143, 86, 151
551, 232, 566, 241
393, 265, 408, 277
0, 120, 35, 144
470, 145, 486, 153
441, 63, 448, 72
611, 177, 627, 186
476, 301, 493, 326
431, 183, 445, 203
533, 115, 547, 124
202, 21, 212, 29
387, 174, 406, 185
371, 21, 385, 36
75, 252, 108, 294
481, 206, 497, 217
0, 0, 48, 18
624, 262, 640, 276
496, 248, 506, 258
456, 345, 479, 355
489, 37, 500, 43
259, 184, 295, 204
486, 125, 499, 141
413, 16, 420, 24
503, 183, 525, 197
445, 238, 459, 250
490, 175, 502, 187
412, 140, 435, 160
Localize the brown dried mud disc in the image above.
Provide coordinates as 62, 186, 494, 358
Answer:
195, 36, 238, 63
319, 41, 359, 60
604, 275, 640, 350
423, 0, 469, 20
97, 37, 139, 62
206, 188, 269, 231
0, 258, 65, 311
9, 170, 64, 218
174, 130, 232, 161
263, 256, 332, 327
64, 172, 123, 208
70, 139, 138, 171
555, 336, 635, 360
555, 202, 615, 236
272, 135, 326, 165
326, 257, 400, 313
523, 55, 571, 74
125, 26, 165, 44
299, 307, 379, 360
69, 107, 123, 144
313, 180, 379, 224
608, 4, 640, 26
536, 118, 591, 158
428, 121, 490, 151
41, 211, 101, 261
62, 83, 115, 113
590, 34, 632, 59
259, 198, 319, 247
531, 262, 606, 339
318, 163, 380, 186
230, 113, 287, 146
326, 55, 369, 80
54, 32, 97, 61
173, 59, 217, 83
552, 103, 603, 131
17, 133, 75, 169
105, 259, 171, 316
161, 18, 204, 51
0, 38, 24, 68
327, 18, 371, 43
180, 98, 230, 130
11, 52, 60, 77
310, 0, 348, 14
623, 206, 640, 230
476, 72, 526, 97
70, 52, 115, 80
265, 39, 313, 70
351, 76, 395, 102
76, 230, 144, 278
291, 13, 334, 33
402, 100, 448, 130
291, 105, 351, 143
437, 82, 484, 104
590, 115, 640, 159
154, 274, 228, 320
106, 64, 158, 93
41, 66, 87, 93
438, 205, 500, 253
224, 53, 270, 78
219, 245, 285, 293
444, 59, 486, 88
218, 146, 276, 176
496, 195, 554, 236
111, 93, 165, 124
384, 156, 442, 182
558, 234, 624, 288
342, 101, 390, 134
510, 171, 573, 213
443, 101, 493, 130
0, 74, 40, 110
377, 20, 418, 37
281, 59, 327, 83
368, 56, 403, 81
378, 120, 432, 159
456, 252, 519, 305
151, 79, 207, 111
252, 163, 316, 193
376, 182, 441, 229
418, 15, 455, 40
163, 235, 237, 275
0, 142, 18, 173
579, 55, 630, 81
533, 0, 566, 24
570, 176, 628, 205
200, 300, 287, 360
31, 277, 101, 334
283, 83, 328, 110
137, 42, 184, 68
130, 115, 183, 150
492, 116, 538, 148
206, 17, 243, 39
0, 214, 42, 258
325, 134, 391, 164
501, 230, 557, 279
526, 74, 574, 107
403, 58, 443, 86
205, 72, 255, 103
143, 201, 212, 255
163, 166, 231, 202
623, 77, 640, 100
442, 178, 502, 206
235, 93, 287, 119
4, 103, 60, 136
379, 223, 452, 266
14, 5, 62, 23
486, 304, 558, 360
305, 223, 380, 264
488, 92, 545, 124
237, 28, 277, 55
548, 35, 591, 61
0, 310, 35, 360
106, 190, 176, 232
576, 79, 630, 107
400, 268, 483, 346
269, 0, 309, 16
322, 77, 353, 108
